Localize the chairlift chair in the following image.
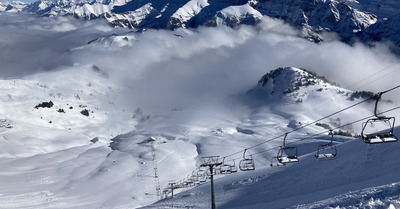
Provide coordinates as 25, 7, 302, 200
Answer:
214, 165, 222, 175
239, 149, 255, 171
361, 92, 398, 144
174, 182, 182, 189
181, 178, 188, 187
185, 175, 194, 187
177, 180, 185, 189
219, 158, 238, 174
276, 133, 299, 164
315, 130, 337, 159
220, 157, 233, 174
205, 167, 216, 178
197, 169, 207, 183
230, 160, 238, 173
189, 171, 200, 185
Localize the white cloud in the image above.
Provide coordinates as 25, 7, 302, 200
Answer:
0, 14, 128, 78
1, 13, 399, 108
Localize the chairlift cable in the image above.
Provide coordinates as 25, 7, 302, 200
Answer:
249, 105, 400, 158
292, 105, 400, 143
172, 106, 400, 192
225, 105, 400, 163
349, 62, 400, 91
222, 84, 400, 161
369, 68, 400, 89
223, 96, 373, 159
169, 85, 400, 194
380, 84, 400, 94
283, 84, 399, 134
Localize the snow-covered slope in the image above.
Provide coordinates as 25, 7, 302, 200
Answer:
146, 127, 400, 209
1, 62, 398, 208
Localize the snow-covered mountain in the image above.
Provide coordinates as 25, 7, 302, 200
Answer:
360, 12, 400, 53
0, 0, 26, 12
2, 0, 400, 50
2, 60, 398, 208
1, 10, 399, 208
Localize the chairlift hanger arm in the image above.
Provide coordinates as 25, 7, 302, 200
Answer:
374, 92, 383, 118
329, 130, 334, 144
283, 133, 288, 147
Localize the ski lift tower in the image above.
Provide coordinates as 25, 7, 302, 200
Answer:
148, 137, 161, 199
200, 156, 222, 209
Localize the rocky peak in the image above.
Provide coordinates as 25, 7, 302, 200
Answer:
255, 67, 332, 96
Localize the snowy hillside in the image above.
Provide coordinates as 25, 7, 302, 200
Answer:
146, 127, 400, 209
1, 65, 399, 208
0, 13, 400, 209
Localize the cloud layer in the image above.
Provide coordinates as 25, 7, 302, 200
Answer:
1, 14, 399, 110
0, 14, 126, 78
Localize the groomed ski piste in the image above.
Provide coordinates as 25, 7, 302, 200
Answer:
144, 127, 400, 209
1, 13, 400, 209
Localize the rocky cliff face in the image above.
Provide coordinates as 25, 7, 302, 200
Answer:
251, 0, 377, 41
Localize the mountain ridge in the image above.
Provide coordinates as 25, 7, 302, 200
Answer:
1, 0, 400, 51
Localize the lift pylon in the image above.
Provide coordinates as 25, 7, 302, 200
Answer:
148, 137, 161, 198
200, 156, 222, 209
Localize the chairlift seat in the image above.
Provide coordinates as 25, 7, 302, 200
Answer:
276, 146, 299, 164
220, 164, 232, 174
239, 159, 255, 171
190, 175, 197, 181
363, 133, 398, 144
363, 130, 398, 142
277, 156, 299, 164
315, 153, 336, 159
239, 150, 255, 171
361, 116, 397, 144
270, 156, 285, 167
230, 165, 238, 173
198, 177, 206, 183
196, 170, 207, 183
315, 142, 337, 159
220, 161, 238, 174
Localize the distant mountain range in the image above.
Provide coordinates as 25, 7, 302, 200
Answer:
1, 0, 400, 52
